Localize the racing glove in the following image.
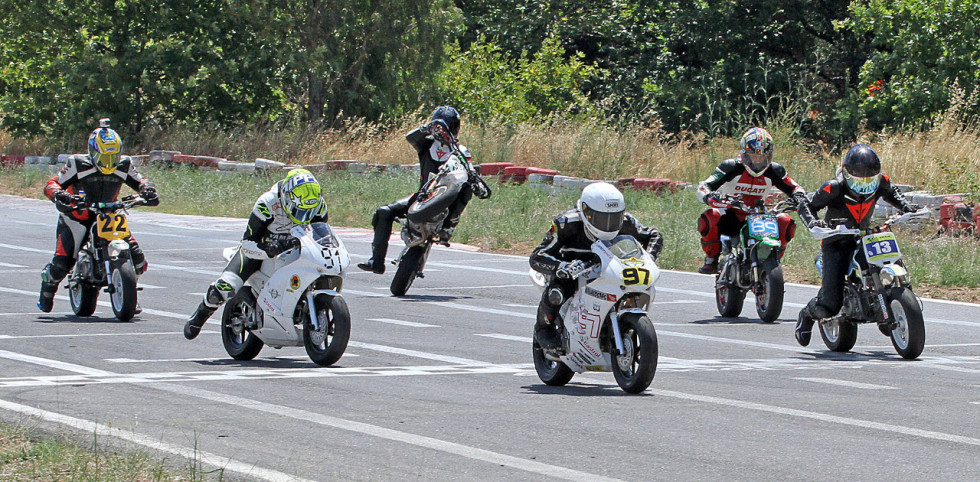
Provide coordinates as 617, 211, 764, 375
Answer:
904, 203, 922, 213
556, 260, 586, 279
139, 184, 160, 206
52, 190, 78, 214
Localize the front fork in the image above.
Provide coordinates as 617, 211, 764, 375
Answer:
608, 311, 627, 355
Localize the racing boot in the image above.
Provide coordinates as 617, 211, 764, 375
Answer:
184, 302, 216, 340
37, 265, 60, 313
698, 257, 718, 275
795, 309, 815, 347
356, 258, 385, 274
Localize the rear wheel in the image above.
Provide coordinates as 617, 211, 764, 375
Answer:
221, 291, 264, 360
819, 318, 858, 352
390, 245, 426, 296
887, 287, 925, 360
304, 294, 351, 366
109, 260, 138, 321
69, 279, 99, 317
611, 314, 658, 394
715, 257, 745, 318
532, 339, 574, 386
755, 258, 784, 323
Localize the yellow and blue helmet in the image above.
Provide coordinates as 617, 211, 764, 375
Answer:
280, 168, 323, 224
739, 127, 774, 176
88, 119, 122, 174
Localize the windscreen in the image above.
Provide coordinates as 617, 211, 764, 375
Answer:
604, 235, 643, 259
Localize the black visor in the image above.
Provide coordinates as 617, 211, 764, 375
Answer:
583, 205, 625, 233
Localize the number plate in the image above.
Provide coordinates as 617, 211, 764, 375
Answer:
748, 215, 779, 238
96, 213, 130, 241
862, 232, 901, 264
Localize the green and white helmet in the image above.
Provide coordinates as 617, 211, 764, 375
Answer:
279, 168, 323, 224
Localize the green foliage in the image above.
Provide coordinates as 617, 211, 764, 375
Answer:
436, 35, 601, 123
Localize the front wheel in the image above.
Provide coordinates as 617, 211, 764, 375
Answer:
819, 318, 858, 352
109, 260, 138, 321
755, 258, 784, 323
221, 291, 264, 360
304, 294, 351, 366
390, 245, 426, 296
611, 313, 658, 394
532, 339, 574, 386
887, 287, 925, 360
68, 279, 99, 317
715, 257, 745, 318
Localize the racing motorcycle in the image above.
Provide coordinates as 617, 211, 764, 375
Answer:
220, 223, 352, 366
808, 209, 931, 359
67, 194, 148, 322
390, 131, 491, 296
530, 235, 660, 394
714, 195, 797, 323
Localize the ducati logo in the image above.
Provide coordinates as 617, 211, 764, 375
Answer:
289, 275, 300, 290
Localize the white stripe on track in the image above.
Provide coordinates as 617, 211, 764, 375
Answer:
794, 377, 897, 390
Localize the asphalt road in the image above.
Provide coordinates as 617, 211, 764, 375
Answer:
1, 194, 978, 481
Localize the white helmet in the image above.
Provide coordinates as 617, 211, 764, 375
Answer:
577, 182, 626, 241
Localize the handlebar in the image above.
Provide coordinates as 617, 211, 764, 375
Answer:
73, 194, 147, 212
712, 194, 794, 214
808, 208, 930, 239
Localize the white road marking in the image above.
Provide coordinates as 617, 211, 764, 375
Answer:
0, 242, 49, 254
0, 398, 315, 482
923, 343, 980, 347
0, 331, 179, 340
348, 341, 490, 365
107, 355, 334, 363
412, 284, 533, 290
0, 262, 26, 268
0, 312, 76, 316
368, 318, 439, 328
654, 300, 705, 305
136, 282, 165, 289
794, 377, 897, 390
476, 334, 532, 343
503, 303, 538, 309
0, 286, 186, 320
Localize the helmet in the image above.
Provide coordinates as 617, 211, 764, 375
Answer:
88, 118, 122, 174
430, 106, 460, 137
841, 143, 882, 196
279, 168, 323, 224
739, 127, 774, 176
577, 182, 626, 241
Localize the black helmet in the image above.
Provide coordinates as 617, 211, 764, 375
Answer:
430, 106, 460, 137
841, 143, 882, 196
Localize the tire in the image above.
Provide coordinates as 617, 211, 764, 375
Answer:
304, 294, 351, 366
532, 339, 574, 386
819, 318, 858, 352
755, 258, 784, 323
68, 279, 99, 317
406, 183, 461, 224
715, 257, 745, 318
611, 313, 658, 394
390, 245, 426, 296
221, 291, 264, 361
109, 261, 138, 321
887, 287, 925, 360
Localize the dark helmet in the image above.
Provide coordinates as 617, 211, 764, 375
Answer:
841, 143, 882, 196
430, 106, 460, 137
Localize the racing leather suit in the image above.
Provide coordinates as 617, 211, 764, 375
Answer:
796, 173, 917, 319
696, 159, 805, 259
529, 209, 664, 347
184, 182, 328, 338
39, 155, 159, 308
366, 127, 473, 266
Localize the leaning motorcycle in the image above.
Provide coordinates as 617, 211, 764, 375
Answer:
530, 235, 660, 394
67, 194, 148, 322
390, 132, 491, 296
808, 209, 931, 359
714, 195, 797, 323
220, 223, 352, 366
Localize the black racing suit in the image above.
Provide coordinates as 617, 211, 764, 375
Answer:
529, 209, 664, 346
366, 127, 473, 265
796, 173, 918, 319
39, 155, 159, 307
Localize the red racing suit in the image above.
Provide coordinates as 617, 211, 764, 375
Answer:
696, 158, 804, 258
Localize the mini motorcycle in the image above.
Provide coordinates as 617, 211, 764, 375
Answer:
67, 194, 148, 322
714, 195, 797, 322
530, 235, 660, 394
390, 131, 491, 296
808, 209, 931, 359
220, 223, 351, 366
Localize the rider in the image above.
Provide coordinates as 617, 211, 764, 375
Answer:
696, 127, 807, 274
183, 168, 328, 340
529, 182, 664, 350
357, 105, 472, 274
38, 119, 160, 312
793, 143, 921, 346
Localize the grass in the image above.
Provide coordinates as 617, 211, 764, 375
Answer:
0, 423, 197, 481
4, 164, 979, 301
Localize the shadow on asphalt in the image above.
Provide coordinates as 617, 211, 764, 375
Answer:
689, 316, 782, 325
397, 294, 471, 302
797, 350, 910, 362
193, 357, 333, 369
33, 314, 137, 324
522, 383, 653, 397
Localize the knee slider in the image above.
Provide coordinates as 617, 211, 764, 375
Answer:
208, 273, 244, 307
698, 209, 720, 237
778, 213, 796, 243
